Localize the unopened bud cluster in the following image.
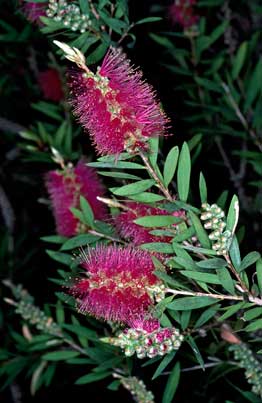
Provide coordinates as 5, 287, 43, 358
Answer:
120, 376, 155, 403
15, 300, 62, 337
103, 327, 183, 359
229, 343, 262, 397
47, 0, 91, 33
4, 281, 34, 304
201, 203, 231, 255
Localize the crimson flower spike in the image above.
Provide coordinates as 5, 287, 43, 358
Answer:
70, 245, 165, 326
45, 160, 106, 237
54, 41, 169, 155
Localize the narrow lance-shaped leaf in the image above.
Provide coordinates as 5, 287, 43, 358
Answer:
256, 258, 262, 295
226, 195, 239, 236
199, 172, 207, 204
216, 267, 235, 294
80, 196, 94, 227
152, 351, 177, 380
168, 296, 219, 310
239, 252, 261, 272
134, 215, 182, 227
110, 179, 155, 196
189, 211, 210, 248
232, 41, 247, 80
162, 362, 180, 403
163, 146, 179, 187
177, 142, 191, 202
148, 136, 159, 167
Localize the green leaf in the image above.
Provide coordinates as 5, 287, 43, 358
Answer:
232, 41, 247, 80
41, 235, 67, 244
244, 58, 262, 111
134, 215, 182, 227
86, 42, 108, 64
180, 310, 191, 330
218, 302, 247, 321
107, 380, 120, 391
163, 146, 179, 187
46, 250, 72, 266
154, 271, 183, 288
180, 244, 217, 256
217, 190, 228, 209
256, 258, 262, 295
210, 21, 229, 43
87, 161, 146, 170
244, 319, 262, 332
217, 267, 235, 294
195, 306, 220, 328
189, 211, 210, 248
243, 307, 262, 321
61, 234, 100, 251
199, 172, 207, 204
75, 371, 111, 385
149, 33, 174, 49
240, 252, 261, 272
226, 195, 239, 236
162, 362, 180, 403
140, 243, 174, 254
70, 207, 84, 223
56, 301, 64, 324
229, 236, 241, 270
181, 271, 221, 284
98, 171, 141, 180
173, 257, 197, 271
43, 351, 79, 361
30, 361, 47, 395
79, 196, 94, 226
110, 179, 155, 196
135, 16, 162, 25
128, 192, 165, 203
187, 336, 205, 370
196, 258, 226, 269
152, 351, 176, 380
177, 142, 191, 202
148, 137, 159, 167
168, 297, 218, 310
195, 77, 222, 93
62, 324, 97, 340
172, 226, 195, 243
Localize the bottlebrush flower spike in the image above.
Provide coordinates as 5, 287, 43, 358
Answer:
169, 0, 199, 29
45, 160, 106, 237
115, 202, 184, 245
56, 40, 169, 155
38, 68, 64, 102
19, 1, 47, 24
71, 245, 165, 325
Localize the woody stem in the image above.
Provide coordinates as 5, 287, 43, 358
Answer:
138, 150, 173, 201
165, 288, 262, 306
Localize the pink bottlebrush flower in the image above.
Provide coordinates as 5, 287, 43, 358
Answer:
115, 202, 184, 245
169, 0, 199, 29
45, 160, 106, 237
71, 245, 164, 325
69, 48, 169, 155
38, 68, 64, 102
132, 317, 161, 333
19, 1, 47, 24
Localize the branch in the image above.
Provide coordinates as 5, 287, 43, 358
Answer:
166, 288, 262, 306
138, 149, 173, 201
221, 82, 262, 152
